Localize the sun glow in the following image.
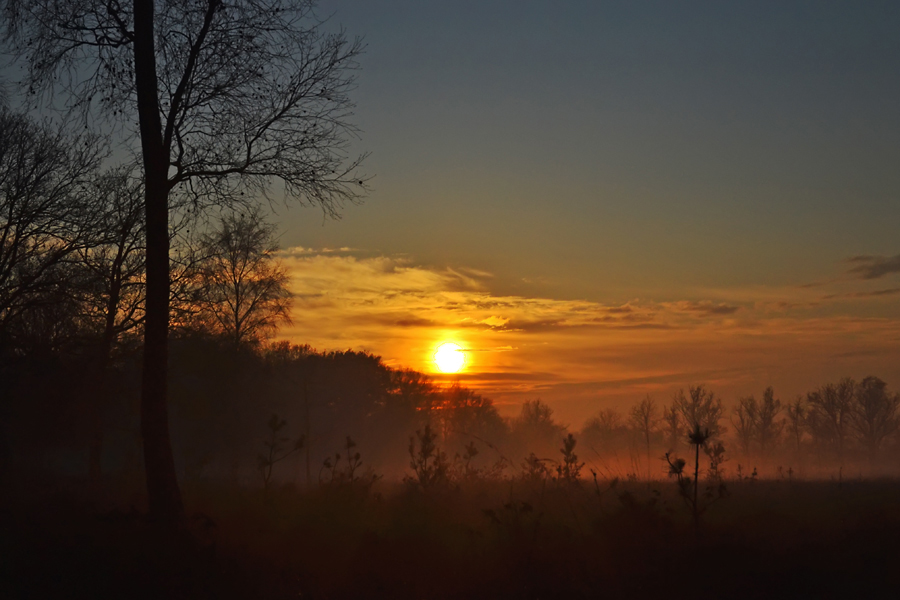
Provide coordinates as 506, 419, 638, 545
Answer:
433, 342, 467, 373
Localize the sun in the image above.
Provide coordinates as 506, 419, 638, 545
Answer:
433, 342, 467, 373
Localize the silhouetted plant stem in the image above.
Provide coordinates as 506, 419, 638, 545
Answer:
694, 438, 700, 527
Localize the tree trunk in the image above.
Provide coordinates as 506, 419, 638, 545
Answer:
645, 434, 651, 480
89, 275, 121, 487
693, 442, 700, 528
134, 0, 183, 524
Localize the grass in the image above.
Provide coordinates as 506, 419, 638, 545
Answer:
3, 475, 900, 599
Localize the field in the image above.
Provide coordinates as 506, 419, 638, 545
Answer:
4, 475, 899, 599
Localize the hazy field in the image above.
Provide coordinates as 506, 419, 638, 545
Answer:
4, 474, 899, 600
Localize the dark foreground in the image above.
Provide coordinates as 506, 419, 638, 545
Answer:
3, 478, 899, 600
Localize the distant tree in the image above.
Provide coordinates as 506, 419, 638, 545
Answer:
674, 385, 725, 441
389, 368, 437, 413
518, 399, 554, 427
662, 403, 682, 451
756, 387, 784, 456
850, 376, 900, 462
628, 395, 658, 469
5, 0, 367, 522
786, 396, 806, 454
733, 388, 784, 458
193, 209, 291, 348
806, 378, 855, 464
732, 396, 758, 456
438, 382, 506, 443
512, 399, 565, 456
264, 340, 314, 366
582, 407, 626, 454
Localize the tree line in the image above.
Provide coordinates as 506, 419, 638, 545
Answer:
3, 0, 367, 524
576, 380, 900, 478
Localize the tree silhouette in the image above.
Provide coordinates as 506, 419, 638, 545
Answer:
662, 402, 682, 451
582, 407, 626, 455
732, 395, 757, 456
77, 169, 146, 357
806, 378, 855, 465
4, 0, 367, 522
755, 387, 784, 456
850, 376, 900, 462
674, 385, 725, 441
193, 209, 291, 348
786, 395, 806, 455
0, 108, 103, 346
74, 169, 146, 483
629, 395, 658, 476
512, 399, 564, 457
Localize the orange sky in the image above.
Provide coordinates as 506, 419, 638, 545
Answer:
278, 248, 900, 427
262, 3, 900, 428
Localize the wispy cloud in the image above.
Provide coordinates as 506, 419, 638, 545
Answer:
846, 254, 900, 280
669, 300, 740, 316
277, 250, 900, 423
822, 288, 900, 300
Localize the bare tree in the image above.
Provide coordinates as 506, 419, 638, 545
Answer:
806, 378, 855, 464
786, 395, 806, 455
662, 403, 682, 451
850, 376, 900, 462
732, 395, 757, 456
674, 385, 725, 441
513, 399, 565, 456
582, 407, 626, 456
756, 386, 784, 456
0, 108, 103, 345
192, 209, 291, 348
77, 169, 146, 358
74, 169, 146, 482
629, 395, 658, 472
4, 0, 367, 522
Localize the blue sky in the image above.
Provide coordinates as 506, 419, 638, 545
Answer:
283, 0, 900, 305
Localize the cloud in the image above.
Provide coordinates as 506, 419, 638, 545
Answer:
604, 304, 635, 314
277, 251, 900, 424
822, 288, 900, 300
669, 301, 740, 316
284, 246, 357, 256
846, 254, 900, 280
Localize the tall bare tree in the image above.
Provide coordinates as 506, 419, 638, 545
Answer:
4, 0, 367, 522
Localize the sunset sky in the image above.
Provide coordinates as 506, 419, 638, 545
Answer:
272, 1, 900, 424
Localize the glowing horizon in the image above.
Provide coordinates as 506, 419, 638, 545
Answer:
276, 248, 900, 425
